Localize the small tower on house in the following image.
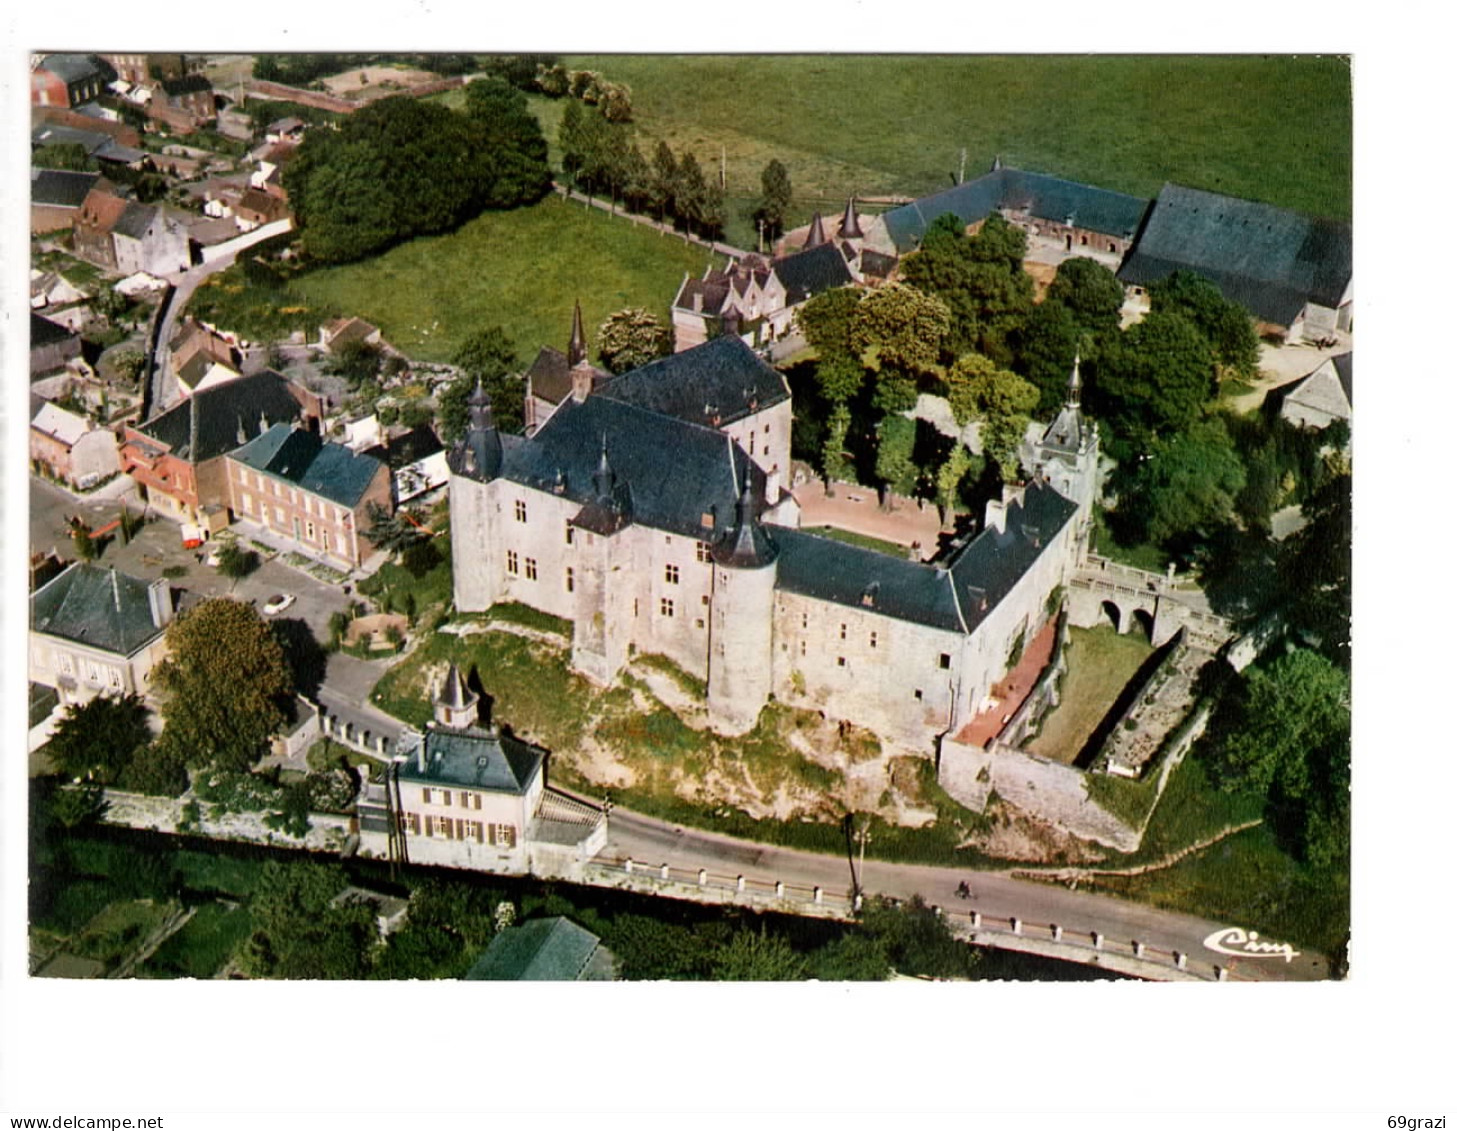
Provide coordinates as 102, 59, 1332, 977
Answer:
448, 382, 506, 615
567, 299, 588, 368
1027, 353, 1100, 548
434, 662, 480, 729
804, 212, 828, 249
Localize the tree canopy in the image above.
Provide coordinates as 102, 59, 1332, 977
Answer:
753, 159, 793, 242
944, 354, 1040, 482
1091, 310, 1216, 444
1150, 270, 1261, 378
284, 93, 549, 263
597, 308, 672, 375
45, 693, 151, 785
441, 327, 522, 440
1114, 416, 1247, 546
850, 282, 951, 378
152, 598, 292, 773
1202, 648, 1350, 866
1046, 256, 1125, 337
238, 860, 378, 979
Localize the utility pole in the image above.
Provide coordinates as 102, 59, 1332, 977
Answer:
958, 147, 967, 185
720, 145, 727, 192
757, 217, 764, 255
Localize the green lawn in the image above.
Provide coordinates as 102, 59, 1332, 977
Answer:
566, 55, 1351, 241
810, 525, 909, 557
287, 193, 724, 366
1092, 756, 1347, 959
139, 903, 253, 979
1026, 626, 1153, 764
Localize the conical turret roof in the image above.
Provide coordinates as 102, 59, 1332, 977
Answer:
804, 212, 828, 249
568, 299, 587, 368
838, 196, 863, 240
713, 482, 778, 569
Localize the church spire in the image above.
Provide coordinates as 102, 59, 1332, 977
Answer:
1067, 353, 1082, 407
568, 299, 587, 368
838, 196, 863, 240
804, 212, 828, 249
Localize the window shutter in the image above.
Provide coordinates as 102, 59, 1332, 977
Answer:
424, 815, 433, 837
422, 788, 432, 805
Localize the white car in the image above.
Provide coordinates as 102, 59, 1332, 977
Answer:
262, 593, 296, 616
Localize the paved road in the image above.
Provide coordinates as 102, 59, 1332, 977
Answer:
602, 806, 1329, 982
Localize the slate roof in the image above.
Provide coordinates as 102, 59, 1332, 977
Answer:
772, 240, 855, 305
31, 168, 100, 208
465, 917, 607, 981
772, 480, 1078, 635
398, 724, 544, 796
38, 54, 111, 85
31, 562, 165, 656
470, 393, 765, 541
230, 424, 386, 508
32, 122, 112, 155
31, 311, 76, 350
597, 336, 789, 429
159, 74, 212, 97
1117, 183, 1353, 325
112, 201, 158, 241
31, 401, 90, 447
135, 370, 305, 463
880, 167, 1151, 253
1332, 353, 1352, 403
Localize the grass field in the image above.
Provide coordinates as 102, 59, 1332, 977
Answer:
1026, 626, 1153, 764
565, 55, 1351, 248
288, 193, 724, 366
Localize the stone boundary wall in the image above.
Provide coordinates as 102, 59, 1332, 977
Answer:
198, 218, 293, 265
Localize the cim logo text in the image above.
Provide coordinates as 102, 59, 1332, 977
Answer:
1202, 927, 1301, 963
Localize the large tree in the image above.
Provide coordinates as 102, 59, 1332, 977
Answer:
943, 353, 1041, 482
1092, 310, 1217, 443
874, 414, 919, 497
597, 308, 671, 374
1202, 648, 1350, 866
899, 214, 1032, 360
753, 159, 793, 243
1275, 472, 1351, 667
45, 693, 152, 785
1046, 256, 1126, 337
460, 78, 553, 206
441, 327, 522, 440
849, 282, 951, 379
239, 860, 378, 979
284, 93, 547, 264
1150, 270, 1261, 379
648, 140, 678, 222
1115, 416, 1247, 545
797, 286, 862, 362
711, 928, 809, 981
152, 599, 292, 773
675, 153, 710, 235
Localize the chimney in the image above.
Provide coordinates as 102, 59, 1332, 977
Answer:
692, 291, 703, 313
766, 466, 782, 502
147, 578, 174, 629
571, 362, 595, 404
984, 497, 1006, 534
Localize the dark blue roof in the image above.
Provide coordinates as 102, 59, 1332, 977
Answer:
597, 336, 789, 428
490, 395, 764, 541
772, 240, 856, 305
31, 563, 165, 656
31, 167, 100, 208
773, 480, 1077, 634
881, 167, 1151, 253
1118, 183, 1352, 323
139, 371, 307, 463
398, 724, 544, 795
231, 424, 386, 508
465, 917, 603, 980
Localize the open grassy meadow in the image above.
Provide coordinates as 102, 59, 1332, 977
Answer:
288, 193, 724, 365
566, 55, 1351, 246
1026, 625, 1154, 764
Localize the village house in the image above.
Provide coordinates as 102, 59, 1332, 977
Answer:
145, 74, 216, 135
30, 399, 121, 488
233, 186, 290, 229
30, 268, 90, 310
864, 160, 1151, 263
670, 202, 868, 353
31, 54, 114, 108
119, 369, 318, 526
319, 316, 384, 355
1117, 183, 1353, 343
1275, 352, 1353, 432
30, 312, 83, 377
34, 106, 142, 148
449, 336, 1097, 746
72, 184, 190, 275
97, 53, 198, 86
31, 121, 148, 171
29, 563, 175, 707
30, 168, 102, 234
356, 665, 608, 873
224, 423, 393, 570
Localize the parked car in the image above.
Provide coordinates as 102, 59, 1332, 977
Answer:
262, 593, 296, 616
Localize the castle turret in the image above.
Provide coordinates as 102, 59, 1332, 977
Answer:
1027, 353, 1099, 551
804, 212, 828, 249
707, 481, 778, 735
449, 383, 506, 613
838, 196, 864, 241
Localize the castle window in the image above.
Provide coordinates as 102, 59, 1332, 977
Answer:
939, 653, 952, 669
800, 641, 807, 657
695, 618, 705, 629
702, 594, 710, 606
525, 558, 538, 581
802, 613, 809, 629
749, 433, 756, 456
837, 656, 846, 668
701, 512, 715, 529
665, 564, 680, 585
565, 523, 575, 545
660, 598, 675, 618
514, 499, 527, 522
506, 551, 519, 575
870, 632, 878, 650
696, 540, 711, 562
914, 689, 924, 701
566, 567, 575, 593
839, 624, 847, 641
440, 790, 452, 806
